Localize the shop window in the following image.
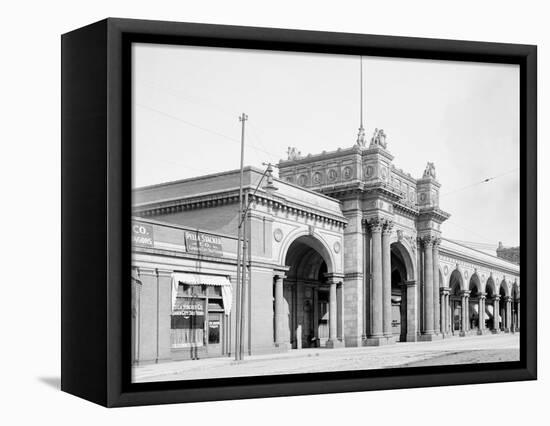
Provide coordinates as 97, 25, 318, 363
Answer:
171, 314, 205, 348
171, 295, 205, 348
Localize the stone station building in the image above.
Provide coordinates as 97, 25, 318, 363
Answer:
132, 135, 520, 364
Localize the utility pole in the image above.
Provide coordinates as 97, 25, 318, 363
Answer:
235, 113, 248, 361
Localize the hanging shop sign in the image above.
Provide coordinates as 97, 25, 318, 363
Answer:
132, 222, 154, 247
185, 232, 223, 257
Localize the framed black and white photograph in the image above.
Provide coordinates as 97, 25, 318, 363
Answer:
61, 18, 537, 407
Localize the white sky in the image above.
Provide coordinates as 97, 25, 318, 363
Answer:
132, 43, 520, 249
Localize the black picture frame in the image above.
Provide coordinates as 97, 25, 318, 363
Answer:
61, 17, 537, 407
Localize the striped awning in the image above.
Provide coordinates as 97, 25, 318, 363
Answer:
171, 272, 232, 315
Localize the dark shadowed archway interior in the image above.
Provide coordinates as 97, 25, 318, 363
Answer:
390, 242, 413, 342
449, 270, 463, 334
283, 235, 331, 349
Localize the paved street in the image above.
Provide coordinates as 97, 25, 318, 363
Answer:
133, 333, 519, 383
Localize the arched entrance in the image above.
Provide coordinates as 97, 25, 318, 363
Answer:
468, 274, 482, 332
485, 277, 497, 331
277, 235, 341, 349
449, 270, 463, 335
390, 242, 415, 342
499, 283, 508, 332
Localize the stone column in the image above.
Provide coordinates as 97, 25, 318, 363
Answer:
460, 290, 470, 336
382, 221, 393, 339
422, 237, 435, 336
274, 274, 286, 346
405, 280, 418, 342
447, 294, 452, 334
440, 287, 449, 335
327, 278, 338, 347
518, 299, 521, 331
337, 283, 345, 340
432, 238, 441, 335
478, 293, 486, 334
369, 219, 384, 339
505, 296, 512, 332
492, 296, 500, 333
312, 287, 319, 346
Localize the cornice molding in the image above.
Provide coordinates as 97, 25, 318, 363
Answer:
133, 189, 348, 229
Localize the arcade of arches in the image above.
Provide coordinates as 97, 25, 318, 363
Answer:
273, 228, 520, 350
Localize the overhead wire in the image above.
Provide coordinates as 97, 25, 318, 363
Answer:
440, 168, 519, 197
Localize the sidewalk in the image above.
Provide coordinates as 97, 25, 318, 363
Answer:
132, 333, 519, 383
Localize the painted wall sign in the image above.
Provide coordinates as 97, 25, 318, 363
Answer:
132, 222, 154, 247
185, 232, 223, 257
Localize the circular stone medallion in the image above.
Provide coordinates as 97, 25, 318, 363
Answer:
313, 172, 322, 184
273, 228, 283, 242
343, 166, 353, 180
333, 241, 341, 253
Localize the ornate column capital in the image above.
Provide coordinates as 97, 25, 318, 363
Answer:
460, 290, 471, 297
432, 237, 442, 248
492, 295, 501, 302
478, 292, 487, 300
365, 217, 384, 233
419, 235, 437, 248
324, 272, 344, 285
504, 295, 513, 302
440, 287, 451, 295
382, 219, 394, 235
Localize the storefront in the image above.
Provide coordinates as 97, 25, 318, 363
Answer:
131, 218, 238, 365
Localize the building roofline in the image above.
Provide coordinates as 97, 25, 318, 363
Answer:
441, 237, 520, 272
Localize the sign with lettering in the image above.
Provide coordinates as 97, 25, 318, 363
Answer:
132, 223, 154, 247
185, 232, 223, 257
173, 298, 205, 316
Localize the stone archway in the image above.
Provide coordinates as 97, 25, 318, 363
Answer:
390, 241, 415, 342
274, 235, 343, 349
498, 281, 509, 332
448, 269, 464, 335
468, 273, 482, 333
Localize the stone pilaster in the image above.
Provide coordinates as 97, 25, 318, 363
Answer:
432, 238, 441, 335
440, 287, 450, 336
421, 236, 435, 337
365, 218, 392, 346
382, 220, 393, 339
273, 274, 290, 349
367, 219, 383, 340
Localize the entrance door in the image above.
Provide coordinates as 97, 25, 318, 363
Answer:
207, 313, 223, 357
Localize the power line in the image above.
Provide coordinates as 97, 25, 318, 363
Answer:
135, 81, 284, 161
440, 168, 519, 197
135, 103, 282, 161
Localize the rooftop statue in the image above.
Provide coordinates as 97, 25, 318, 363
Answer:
356, 126, 367, 147
287, 146, 302, 161
423, 162, 436, 179
370, 128, 387, 149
